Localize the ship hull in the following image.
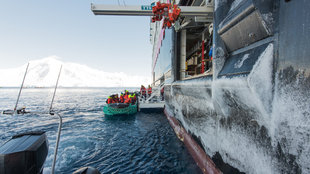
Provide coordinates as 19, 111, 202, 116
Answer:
157, 0, 310, 173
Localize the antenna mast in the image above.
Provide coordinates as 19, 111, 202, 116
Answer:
14, 62, 29, 114
49, 65, 62, 113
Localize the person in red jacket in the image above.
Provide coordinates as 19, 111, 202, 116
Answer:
140, 85, 146, 99
147, 85, 152, 98
160, 86, 164, 101
112, 94, 119, 103
106, 96, 113, 104
119, 93, 124, 103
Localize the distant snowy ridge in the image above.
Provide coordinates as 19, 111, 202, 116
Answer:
0, 56, 151, 87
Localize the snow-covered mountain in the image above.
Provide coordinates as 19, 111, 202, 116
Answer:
0, 56, 151, 87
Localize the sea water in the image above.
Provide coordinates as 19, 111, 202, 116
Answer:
0, 88, 201, 173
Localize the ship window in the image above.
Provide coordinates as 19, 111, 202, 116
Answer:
181, 25, 213, 80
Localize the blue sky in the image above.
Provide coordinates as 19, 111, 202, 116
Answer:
0, 0, 154, 76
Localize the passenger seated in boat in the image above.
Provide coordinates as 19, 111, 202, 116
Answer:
124, 90, 129, 95
106, 96, 113, 104
132, 93, 137, 103
130, 94, 136, 104
119, 93, 124, 103
113, 94, 119, 103
124, 94, 132, 104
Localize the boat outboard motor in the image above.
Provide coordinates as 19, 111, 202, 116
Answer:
0, 131, 49, 174
73, 166, 100, 174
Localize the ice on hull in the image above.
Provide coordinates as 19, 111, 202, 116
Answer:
164, 0, 310, 173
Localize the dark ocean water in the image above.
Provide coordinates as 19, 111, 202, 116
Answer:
0, 88, 201, 174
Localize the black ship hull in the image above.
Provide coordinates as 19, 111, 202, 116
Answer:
155, 0, 310, 173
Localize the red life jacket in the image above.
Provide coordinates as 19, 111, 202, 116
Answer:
147, 87, 152, 94
120, 95, 124, 103
107, 98, 113, 104
141, 87, 146, 95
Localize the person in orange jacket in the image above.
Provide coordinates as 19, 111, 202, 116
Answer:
147, 85, 152, 97
124, 94, 132, 104
124, 92, 129, 100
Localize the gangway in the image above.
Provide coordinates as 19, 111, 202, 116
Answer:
91, 4, 213, 20
138, 82, 165, 112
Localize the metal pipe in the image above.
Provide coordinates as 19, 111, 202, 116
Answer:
180, 29, 186, 80
201, 33, 205, 73
14, 62, 29, 114
50, 65, 62, 174
51, 112, 62, 174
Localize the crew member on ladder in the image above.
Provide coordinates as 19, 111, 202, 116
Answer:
147, 85, 152, 98
140, 85, 146, 99
160, 86, 164, 101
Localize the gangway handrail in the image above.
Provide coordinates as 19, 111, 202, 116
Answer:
145, 81, 165, 103
50, 111, 62, 174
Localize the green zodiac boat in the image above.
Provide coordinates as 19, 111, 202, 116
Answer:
103, 103, 138, 116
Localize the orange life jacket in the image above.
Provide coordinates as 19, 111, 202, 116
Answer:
124, 97, 131, 104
